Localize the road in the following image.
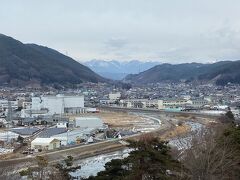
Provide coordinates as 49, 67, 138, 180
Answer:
0, 108, 216, 172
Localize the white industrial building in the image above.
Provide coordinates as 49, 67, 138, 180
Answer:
56, 122, 68, 128
120, 99, 159, 109
0, 100, 18, 112
157, 99, 189, 109
109, 92, 121, 101
120, 98, 212, 110
75, 117, 103, 128
0, 131, 20, 142
31, 137, 61, 151
187, 98, 209, 108
21, 94, 84, 117
120, 98, 190, 110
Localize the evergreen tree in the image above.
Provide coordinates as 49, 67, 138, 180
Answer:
225, 110, 235, 121
87, 134, 184, 180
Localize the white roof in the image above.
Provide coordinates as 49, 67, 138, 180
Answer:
0, 131, 19, 141
52, 128, 94, 138
0, 118, 7, 123
75, 117, 103, 128
31, 137, 59, 145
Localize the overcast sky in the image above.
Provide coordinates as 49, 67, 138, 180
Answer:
1, 0, 240, 63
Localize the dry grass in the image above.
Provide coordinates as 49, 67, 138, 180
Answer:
73, 111, 144, 128
160, 124, 191, 140
0, 152, 20, 160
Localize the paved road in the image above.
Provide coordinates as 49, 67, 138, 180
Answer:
0, 108, 215, 172
0, 139, 124, 167
0, 111, 172, 169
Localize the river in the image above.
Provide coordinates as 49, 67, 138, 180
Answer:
70, 121, 204, 179
70, 148, 132, 179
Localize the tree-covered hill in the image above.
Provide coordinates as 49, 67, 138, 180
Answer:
125, 60, 240, 85
0, 34, 106, 86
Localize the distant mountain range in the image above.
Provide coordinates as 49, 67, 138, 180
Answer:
0, 34, 106, 87
125, 61, 240, 85
84, 60, 160, 80
2, 34, 239, 87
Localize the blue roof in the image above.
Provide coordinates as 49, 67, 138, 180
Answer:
11, 127, 40, 135
38, 128, 67, 138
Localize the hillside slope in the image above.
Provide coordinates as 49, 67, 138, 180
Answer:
125, 61, 240, 85
0, 34, 106, 86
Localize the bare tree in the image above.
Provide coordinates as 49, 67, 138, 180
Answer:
175, 124, 240, 180
0, 166, 21, 180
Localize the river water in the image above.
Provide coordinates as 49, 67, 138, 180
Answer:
70, 121, 203, 179
70, 148, 132, 179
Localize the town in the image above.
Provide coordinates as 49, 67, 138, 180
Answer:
0, 82, 239, 157
1, 1, 240, 179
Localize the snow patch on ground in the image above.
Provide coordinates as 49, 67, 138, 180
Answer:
0, 147, 14, 155
169, 122, 204, 150
70, 149, 132, 179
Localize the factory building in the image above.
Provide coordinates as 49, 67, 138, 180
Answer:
21, 94, 84, 117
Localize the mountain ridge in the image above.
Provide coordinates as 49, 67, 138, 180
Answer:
125, 61, 240, 85
84, 59, 160, 80
0, 34, 107, 86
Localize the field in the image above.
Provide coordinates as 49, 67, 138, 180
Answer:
73, 111, 153, 130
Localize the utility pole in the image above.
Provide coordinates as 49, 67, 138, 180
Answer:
6, 100, 12, 142
7, 100, 12, 123
61, 96, 68, 146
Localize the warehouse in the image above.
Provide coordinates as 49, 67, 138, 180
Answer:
31, 137, 60, 151
75, 117, 103, 128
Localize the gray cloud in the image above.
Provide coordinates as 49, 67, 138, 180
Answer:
1, 0, 240, 63
105, 37, 128, 50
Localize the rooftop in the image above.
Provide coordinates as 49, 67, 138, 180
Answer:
38, 128, 67, 138
11, 127, 40, 135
